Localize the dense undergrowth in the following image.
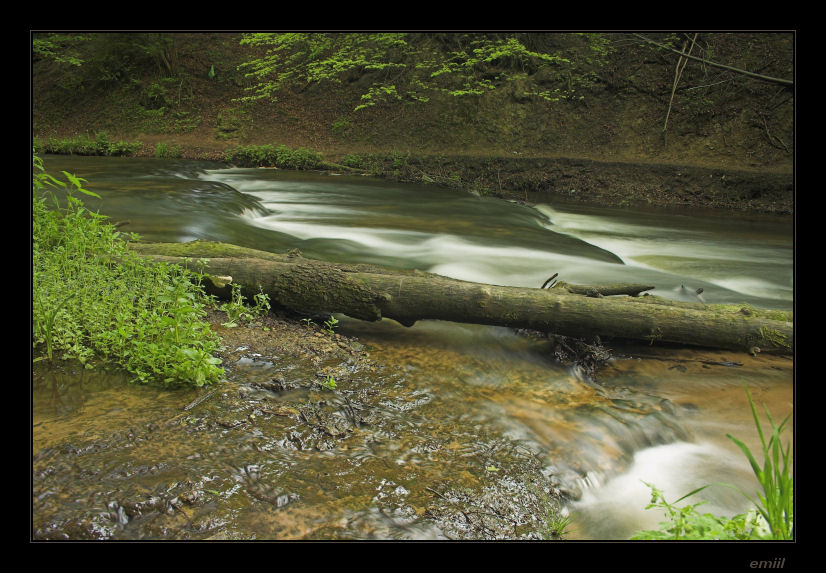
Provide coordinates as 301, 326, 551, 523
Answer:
33, 132, 142, 157
221, 143, 323, 169
32, 154, 225, 386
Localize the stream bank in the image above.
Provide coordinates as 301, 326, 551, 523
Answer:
366, 153, 793, 215
93, 138, 796, 216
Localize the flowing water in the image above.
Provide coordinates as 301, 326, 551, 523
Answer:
32, 155, 794, 540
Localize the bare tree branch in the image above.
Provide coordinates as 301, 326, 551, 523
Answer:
634, 34, 793, 87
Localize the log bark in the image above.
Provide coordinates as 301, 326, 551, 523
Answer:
556, 281, 655, 298
130, 240, 793, 354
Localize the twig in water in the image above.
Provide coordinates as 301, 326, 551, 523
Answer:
425, 486, 450, 500
183, 388, 219, 411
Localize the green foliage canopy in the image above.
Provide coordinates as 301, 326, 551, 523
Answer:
236, 33, 611, 110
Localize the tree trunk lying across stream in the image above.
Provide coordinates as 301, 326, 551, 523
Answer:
130, 240, 793, 354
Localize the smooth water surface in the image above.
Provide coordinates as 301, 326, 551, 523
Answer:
33, 156, 794, 540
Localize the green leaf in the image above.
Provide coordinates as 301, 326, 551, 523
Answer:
61, 171, 101, 198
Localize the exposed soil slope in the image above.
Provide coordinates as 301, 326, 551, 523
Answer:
32, 32, 794, 214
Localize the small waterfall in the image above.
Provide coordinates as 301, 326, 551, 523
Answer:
568, 441, 757, 539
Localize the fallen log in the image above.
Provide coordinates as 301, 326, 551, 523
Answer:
130, 240, 793, 354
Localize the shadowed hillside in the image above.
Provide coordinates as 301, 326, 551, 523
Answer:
32, 32, 794, 213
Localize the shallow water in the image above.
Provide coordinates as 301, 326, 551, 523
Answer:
32, 156, 794, 540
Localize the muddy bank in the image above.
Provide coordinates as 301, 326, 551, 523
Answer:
344, 153, 793, 216
124, 138, 794, 215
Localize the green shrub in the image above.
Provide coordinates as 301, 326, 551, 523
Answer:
331, 116, 351, 135
142, 80, 174, 110
32, 155, 223, 387
223, 143, 323, 169
154, 141, 181, 158
340, 154, 366, 169
630, 483, 766, 540
219, 283, 270, 327
33, 132, 142, 157
215, 106, 252, 140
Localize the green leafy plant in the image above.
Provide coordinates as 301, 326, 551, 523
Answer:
331, 116, 351, 135
630, 483, 764, 540
222, 143, 323, 169
154, 141, 181, 158
33, 155, 223, 387
340, 154, 366, 169
252, 289, 271, 315
320, 375, 336, 390
726, 383, 793, 540
33, 291, 76, 363
33, 33, 88, 67
219, 284, 270, 327
33, 133, 142, 157
323, 314, 339, 335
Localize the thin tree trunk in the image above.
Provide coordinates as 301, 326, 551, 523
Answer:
664, 33, 698, 139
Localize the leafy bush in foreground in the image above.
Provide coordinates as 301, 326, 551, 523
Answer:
630, 483, 766, 540
32, 155, 223, 386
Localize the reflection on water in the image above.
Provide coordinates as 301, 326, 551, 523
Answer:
32, 367, 193, 453
33, 156, 793, 540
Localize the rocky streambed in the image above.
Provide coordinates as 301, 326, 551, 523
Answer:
32, 311, 570, 540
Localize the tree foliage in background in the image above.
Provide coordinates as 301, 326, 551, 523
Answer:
82, 33, 181, 85
32, 33, 90, 67
33, 32, 183, 86
236, 32, 614, 110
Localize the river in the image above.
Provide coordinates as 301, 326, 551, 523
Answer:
32, 155, 794, 540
